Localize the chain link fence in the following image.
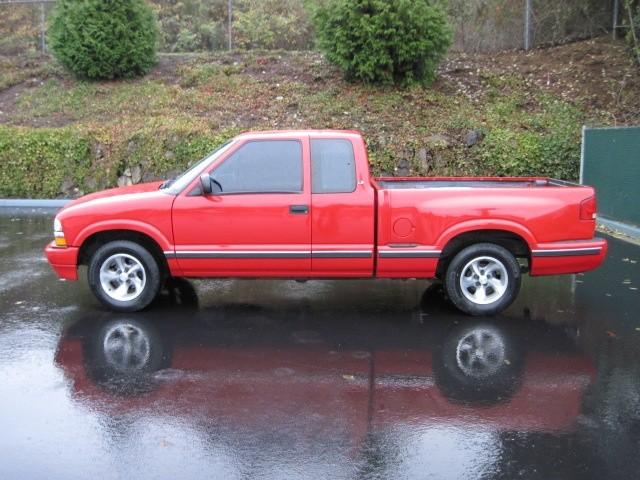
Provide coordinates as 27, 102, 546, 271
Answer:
449, 0, 616, 53
0, 0, 314, 55
0, 0, 632, 56
0, 0, 55, 54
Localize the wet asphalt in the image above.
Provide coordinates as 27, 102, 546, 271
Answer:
0, 210, 639, 480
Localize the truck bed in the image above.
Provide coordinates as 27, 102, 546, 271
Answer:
373, 173, 602, 279
376, 177, 579, 189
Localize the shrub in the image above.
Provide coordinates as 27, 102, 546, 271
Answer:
48, 0, 158, 80
313, 0, 452, 85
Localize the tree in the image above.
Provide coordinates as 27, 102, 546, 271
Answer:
313, 0, 452, 85
49, 0, 158, 80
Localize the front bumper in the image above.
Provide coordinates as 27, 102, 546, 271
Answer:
530, 237, 608, 276
44, 242, 79, 280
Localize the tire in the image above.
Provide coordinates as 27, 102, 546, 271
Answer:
88, 240, 161, 312
444, 243, 521, 316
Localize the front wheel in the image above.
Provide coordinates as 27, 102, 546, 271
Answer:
444, 243, 521, 316
88, 240, 161, 312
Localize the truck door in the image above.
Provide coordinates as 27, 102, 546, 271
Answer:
310, 137, 375, 276
171, 137, 312, 276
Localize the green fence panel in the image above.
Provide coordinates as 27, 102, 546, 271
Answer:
581, 126, 640, 227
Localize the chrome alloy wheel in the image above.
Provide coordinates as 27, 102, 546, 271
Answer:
99, 253, 146, 302
459, 256, 508, 305
455, 327, 506, 378
102, 323, 151, 372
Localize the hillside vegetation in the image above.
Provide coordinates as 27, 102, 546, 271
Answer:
0, 37, 638, 198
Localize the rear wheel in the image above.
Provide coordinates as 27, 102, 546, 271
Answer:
444, 243, 521, 316
88, 240, 161, 312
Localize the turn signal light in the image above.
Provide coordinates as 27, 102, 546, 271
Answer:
54, 235, 67, 247
580, 196, 597, 220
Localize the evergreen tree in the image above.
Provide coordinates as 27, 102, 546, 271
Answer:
313, 0, 452, 85
49, 0, 158, 80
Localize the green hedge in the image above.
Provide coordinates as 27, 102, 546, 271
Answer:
0, 126, 92, 198
0, 124, 237, 198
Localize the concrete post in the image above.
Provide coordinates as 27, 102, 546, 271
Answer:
40, 2, 46, 53
228, 0, 233, 51
524, 0, 532, 50
613, 0, 619, 39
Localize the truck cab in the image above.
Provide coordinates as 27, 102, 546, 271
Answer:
169, 131, 377, 277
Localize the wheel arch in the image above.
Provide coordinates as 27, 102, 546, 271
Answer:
436, 228, 532, 278
77, 229, 169, 276
74, 220, 172, 250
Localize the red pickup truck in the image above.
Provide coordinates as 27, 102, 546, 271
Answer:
45, 130, 607, 315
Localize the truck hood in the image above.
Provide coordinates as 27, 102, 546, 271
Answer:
65, 182, 164, 208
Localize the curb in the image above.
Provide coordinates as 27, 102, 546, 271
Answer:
0, 199, 71, 208
597, 216, 640, 244
0, 199, 71, 216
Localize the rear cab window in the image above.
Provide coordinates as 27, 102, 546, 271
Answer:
311, 139, 356, 194
213, 140, 303, 194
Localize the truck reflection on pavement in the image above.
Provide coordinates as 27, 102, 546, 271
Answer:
54, 282, 595, 462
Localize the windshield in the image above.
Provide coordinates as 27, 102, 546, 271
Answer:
165, 140, 235, 194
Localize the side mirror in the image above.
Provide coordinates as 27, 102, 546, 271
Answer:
200, 173, 212, 195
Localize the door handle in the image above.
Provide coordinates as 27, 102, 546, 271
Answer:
289, 204, 309, 214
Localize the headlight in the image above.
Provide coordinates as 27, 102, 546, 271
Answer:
53, 217, 67, 247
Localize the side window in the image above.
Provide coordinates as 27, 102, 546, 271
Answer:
213, 140, 303, 193
311, 139, 356, 194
